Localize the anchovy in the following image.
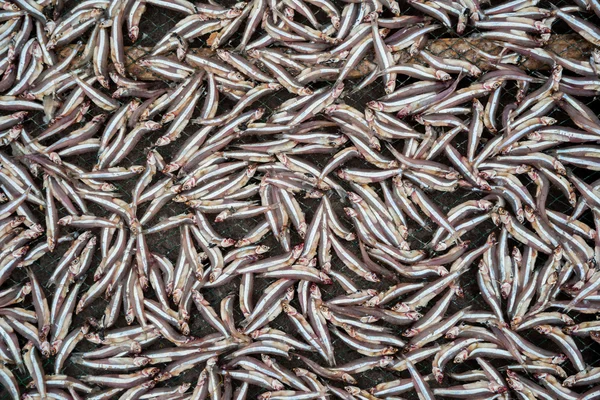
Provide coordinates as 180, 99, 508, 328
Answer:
2, 1, 600, 399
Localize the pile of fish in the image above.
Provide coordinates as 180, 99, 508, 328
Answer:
2, 0, 600, 398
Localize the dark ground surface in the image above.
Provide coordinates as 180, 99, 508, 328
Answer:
3, 0, 600, 398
